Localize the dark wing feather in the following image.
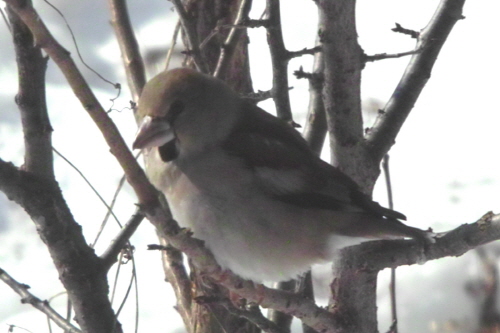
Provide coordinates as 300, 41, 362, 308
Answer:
222, 102, 406, 220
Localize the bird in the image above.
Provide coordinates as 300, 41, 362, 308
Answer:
133, 67, 431, 282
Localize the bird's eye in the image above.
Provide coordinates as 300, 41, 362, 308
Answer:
165, 100, 184, 124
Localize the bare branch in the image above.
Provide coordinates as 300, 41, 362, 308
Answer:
7, 5, 54, 179
0, 158, 122, 333
317, 0, 366, 187
364, 48, 421, 62
287, 46, 322, 60
213, 0, 253, 78
391, 23, 419, 39
165, 19, 181, 70
302, 44, 327, 156
0, 268, 81, 333
144, 207, 339, 332
330, 212, 500, 333
170, 0, 209, 73
145, 203, 500, 333
365, 0, 466, 163
155, 235, 193, 331
265, 0, 293, 123
108, 0, 146, 105
346, 212, 500, 271
101, 210, 145, 271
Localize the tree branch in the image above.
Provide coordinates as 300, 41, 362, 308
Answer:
171, 0, 209, 73
287, 46, 321, 60
108, 0, 146, 106
5, 4, 124, 332
317, 0, 366, 188
364, 48, 421, 62
391, 23, 419, 39
0, 267, 81, 333
213, 0, 253, 78
365, 0, 466, 163
7, 5, 53, 179
265, 0, 293, 123
100, 210, 145, 271
0, 158, 122, 333
155, 234, 193, 331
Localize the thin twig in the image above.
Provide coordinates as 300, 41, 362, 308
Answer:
287, 46, 322, 60
165, 19, 181, 70
171, 0, 209, 73
0, 268, 82, 333
92, 173, 127, 247
155, 235, 193, 332
52, 147, 123, 230
365, 0, 467, 163
108, 0, 146, 105
392, 23, 419, 39
364, 48, 421, 62
382, 155, 398, 333
213, 0, 253, 78
265, 0, 293, 123
42, 0, 119, 89
101, 210, 145, 271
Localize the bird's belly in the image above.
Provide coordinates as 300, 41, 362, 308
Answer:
165, 175, 336, 282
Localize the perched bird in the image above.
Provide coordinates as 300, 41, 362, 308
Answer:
133, 68, 430, 282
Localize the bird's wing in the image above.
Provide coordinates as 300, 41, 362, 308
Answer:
222, 103, 406, 220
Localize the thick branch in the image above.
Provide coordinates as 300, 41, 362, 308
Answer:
108, 0, 146, 105
7, 5, 54, 179
0, 267, 82, 333
0, 159, 121, 333
317, 0, 366, 188
365, 0, 466, 163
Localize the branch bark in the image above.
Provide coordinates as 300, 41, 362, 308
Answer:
365, 0, 466, 165
108, 0, 146, 106
0, 159, 122, 333
0, 267, 82, 333
317, 0, 366, 190
265, 0, 293, 123
7, 5, 53, 179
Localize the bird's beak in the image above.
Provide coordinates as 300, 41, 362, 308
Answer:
133, 116, 175, 150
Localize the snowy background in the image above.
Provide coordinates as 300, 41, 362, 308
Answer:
0, 0, 499, 332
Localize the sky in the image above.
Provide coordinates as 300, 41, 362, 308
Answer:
0, 0, 499, 332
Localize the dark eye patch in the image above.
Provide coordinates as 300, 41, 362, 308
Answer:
158, 140, 179, 162
165, 100, 184, 124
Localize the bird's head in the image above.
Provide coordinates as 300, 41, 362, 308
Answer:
133, 68, 241, 160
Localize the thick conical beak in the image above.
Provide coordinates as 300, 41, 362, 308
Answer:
133, 116, 175, 150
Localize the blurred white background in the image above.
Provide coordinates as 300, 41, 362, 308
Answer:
0, 0, 499, 332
